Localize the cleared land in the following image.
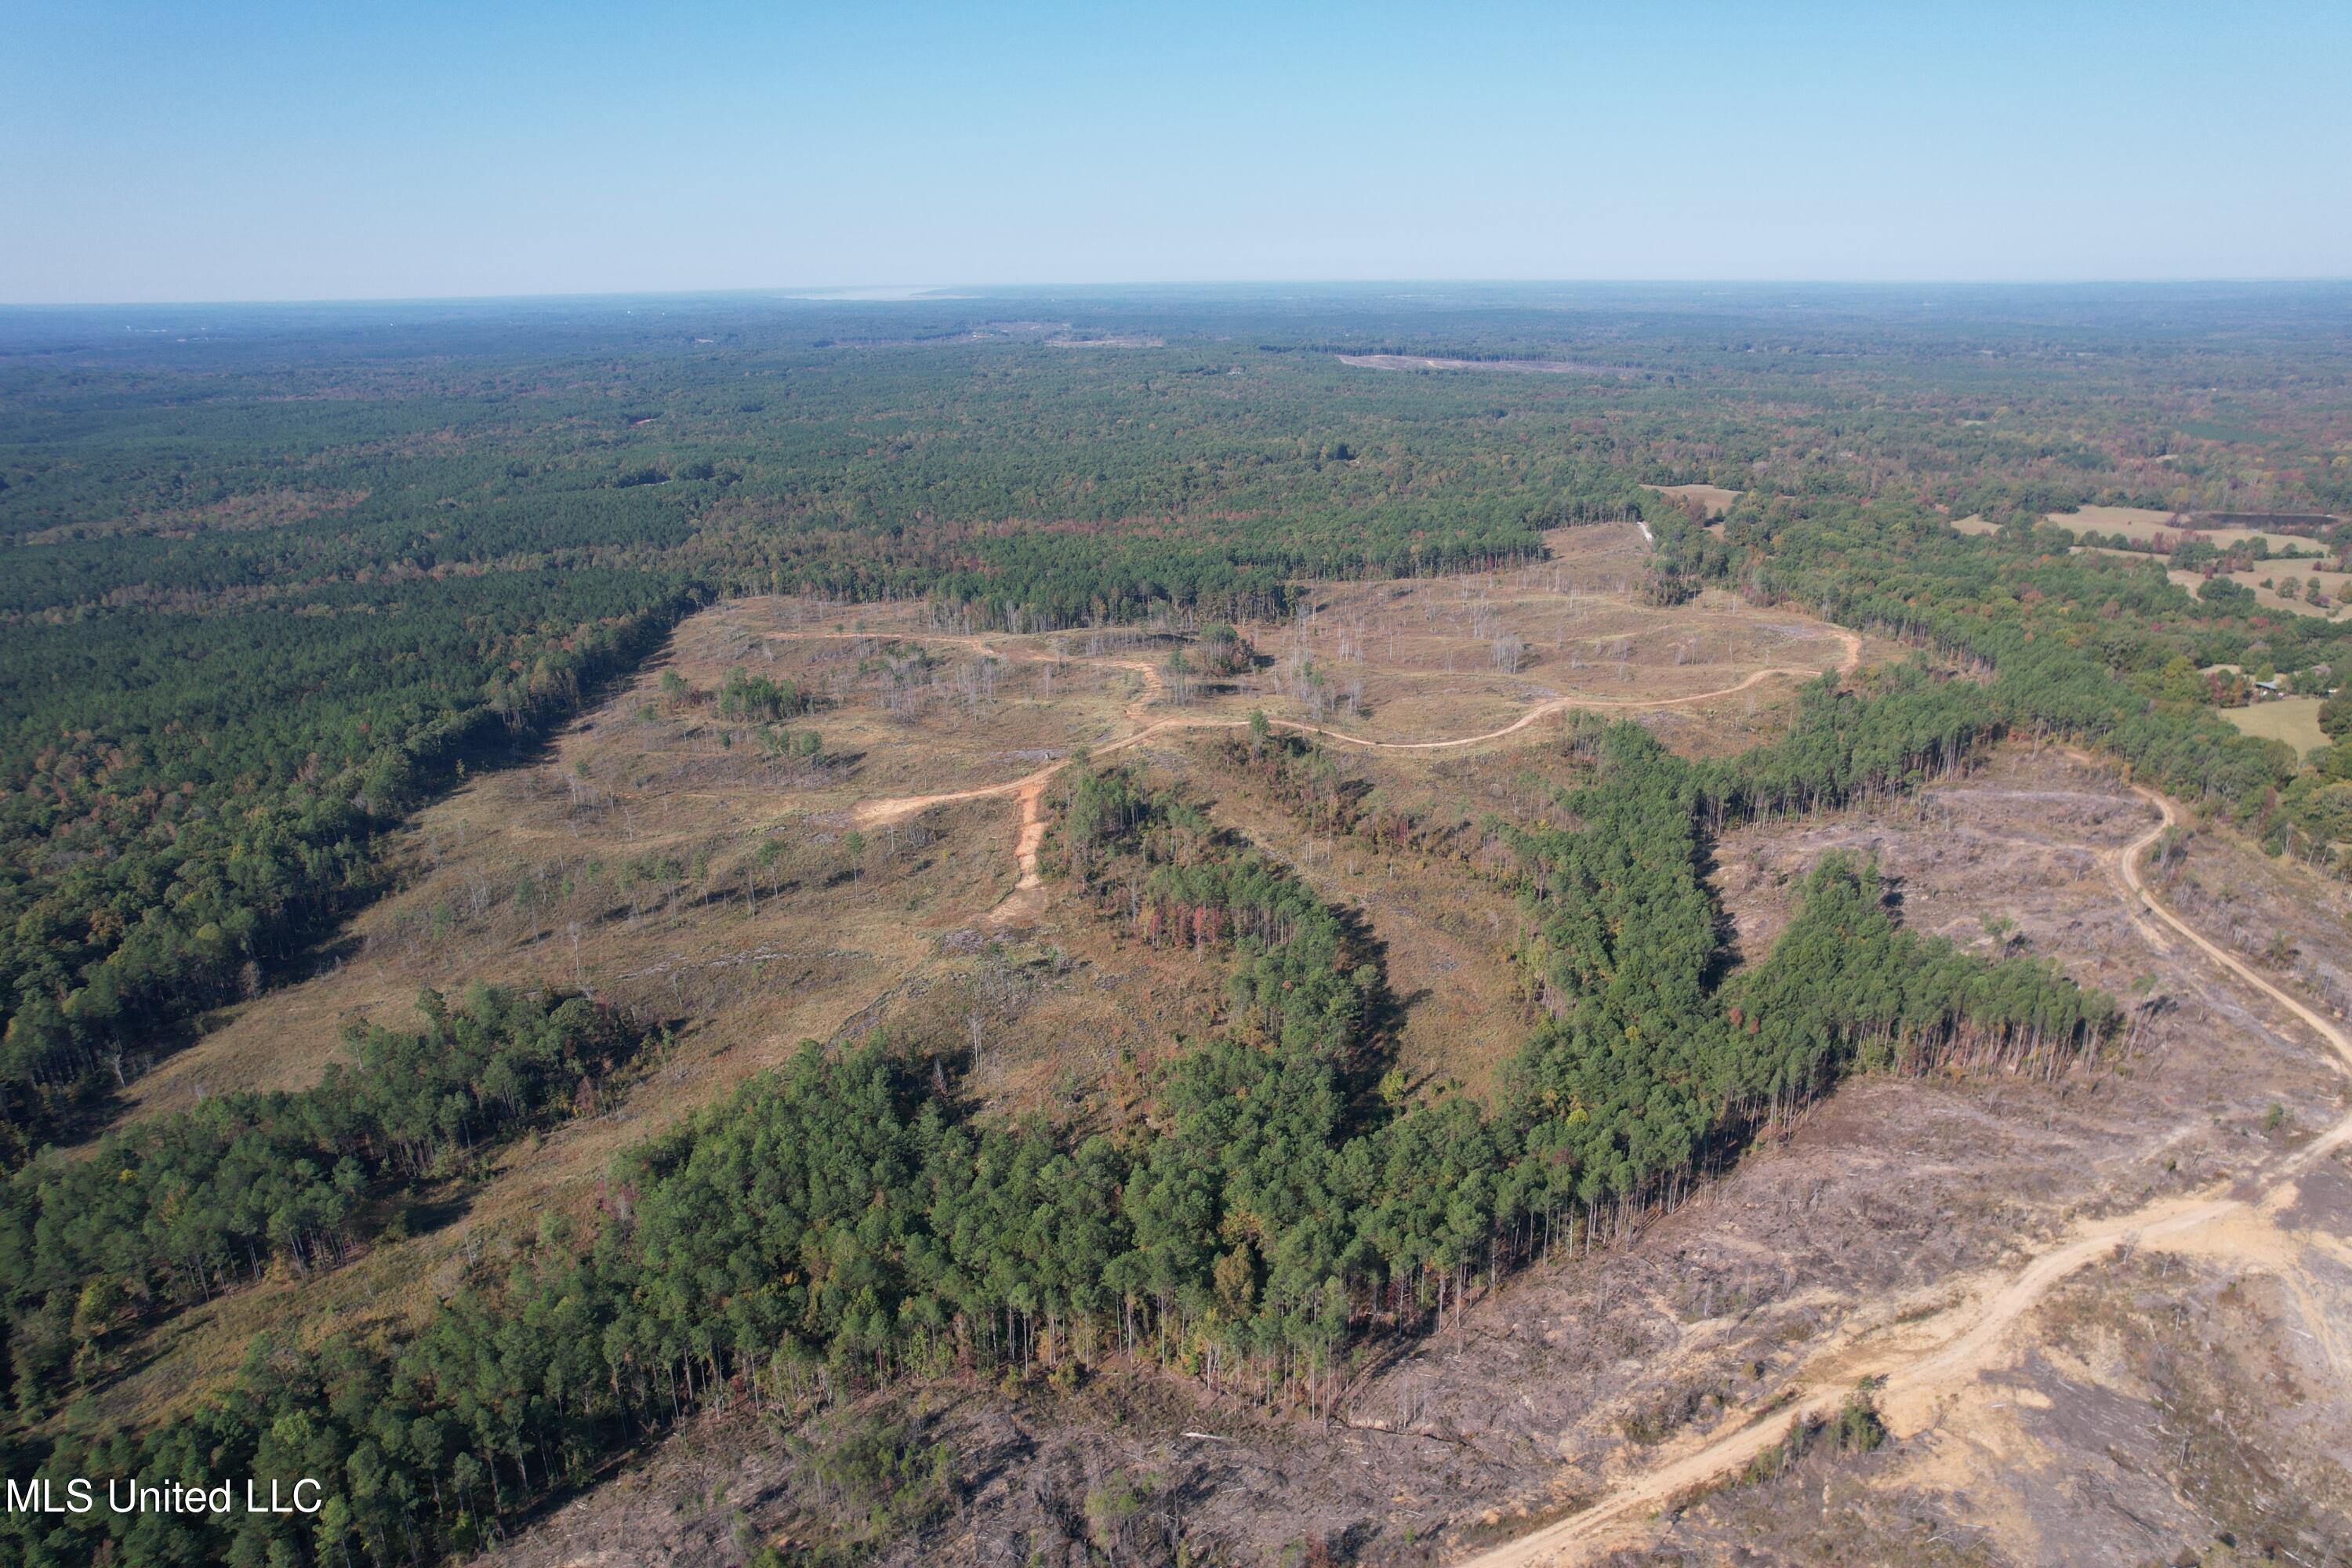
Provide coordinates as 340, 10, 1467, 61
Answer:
2221, 695, 2328, 753
87, 524, 2352, 1568
82, 523, 2352, 1566
1461, 756, 2352, 1565
1966, 506, 2332, 563
2168, 565, 2352, 621
2057, 503, 2326, 554
95, 523, 1867, 1422
1643, 481, 1740, 517
493, 748, 2352, 1568
1338, 354, 1624, 376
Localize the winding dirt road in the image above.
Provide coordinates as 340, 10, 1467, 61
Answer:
808, 624, 1861, 923
1453, 768, 2352, 1568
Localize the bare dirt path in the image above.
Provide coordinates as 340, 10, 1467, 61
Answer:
1454, 771, 2352, 1568
742, 621, 1855, 924
823, 625, 1862, 925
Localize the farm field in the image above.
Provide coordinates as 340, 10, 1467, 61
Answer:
2221, 695, 2329, 753
2168, 566, 2352, 619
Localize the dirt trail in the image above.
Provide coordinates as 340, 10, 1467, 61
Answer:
1454, 771, 2352, 1568
830, 626, 1861, 925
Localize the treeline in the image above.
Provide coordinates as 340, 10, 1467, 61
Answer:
1682, 496, 2352, 862
0, 573, 695, 1167
1500, 693, 2111, 1229
691, 493, 1588, 633
0, 985, 647, 1419
1726, 855, 2117, 1118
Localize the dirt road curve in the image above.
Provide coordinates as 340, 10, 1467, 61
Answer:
829, 625, 1861, 915
1454, 768, 2352, 1568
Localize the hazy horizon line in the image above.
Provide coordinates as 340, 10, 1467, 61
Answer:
5, 275, 2351, 312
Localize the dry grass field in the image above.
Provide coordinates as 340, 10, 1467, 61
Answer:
2221, 695, 2329, 753
2167, 566, 2352, 620
2060, 503, 2327, 554
1969, 506, 2332, 568
1643, 481, 1740, 517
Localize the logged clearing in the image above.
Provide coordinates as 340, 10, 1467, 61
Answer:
2221, 695, 2329, 753
83, 519, 2352, 1567
96, 522, 1871, 1426
495, 746, 2352, 1568
1457, 757, 2352, 1566
1643, 481, 1740, 517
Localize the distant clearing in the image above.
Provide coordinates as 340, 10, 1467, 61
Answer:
2221, 697, 2328, 754
2053, 504, 2318, 554
1994, 503, 2334, 564
1338, 354, 1623, 376
2192, 521, 2343, 540
18, 487, 369, 546
2167, 567, 2352, 621
1643, 482, 1739, 517
2056, 504, 2183, 537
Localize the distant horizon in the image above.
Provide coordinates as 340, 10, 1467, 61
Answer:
7, 275, 2352, 313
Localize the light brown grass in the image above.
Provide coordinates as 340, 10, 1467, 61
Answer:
2221, 697, 2328, 755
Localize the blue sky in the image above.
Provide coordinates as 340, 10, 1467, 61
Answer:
8, 1, 2348, 302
